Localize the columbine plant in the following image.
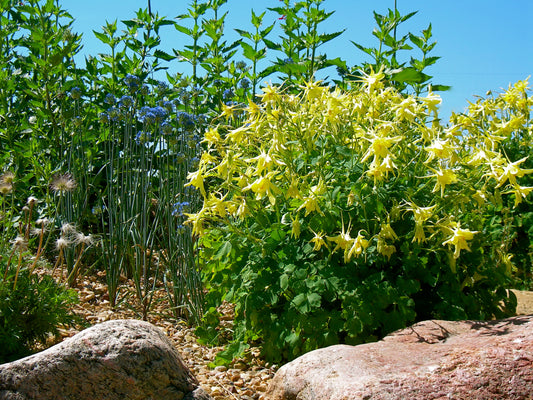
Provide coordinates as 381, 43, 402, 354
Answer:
188, 75, 531, 364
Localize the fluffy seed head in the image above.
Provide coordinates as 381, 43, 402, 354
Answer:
50, 173, 77, 194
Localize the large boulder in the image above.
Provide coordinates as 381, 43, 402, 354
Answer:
266, 315, 533, 400
0, 319, 212, 400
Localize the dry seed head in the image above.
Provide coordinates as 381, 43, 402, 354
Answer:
35, 218, 50, 227
55, 237, 70, 250
74, 232, 94, 246
0, 183, 12, 195
50, 173, 77, 194
0, 171, 15, 185
27, 196, 38, 206
60, 222, 77, 236
11, 236, 28, 251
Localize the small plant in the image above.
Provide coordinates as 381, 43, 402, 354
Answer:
0, 260, 79, 363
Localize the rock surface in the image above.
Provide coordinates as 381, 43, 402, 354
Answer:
0, 319, 213, 400
266, 315, 533, 400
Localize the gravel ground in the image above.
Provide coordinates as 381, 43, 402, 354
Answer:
44, 269, 276, 400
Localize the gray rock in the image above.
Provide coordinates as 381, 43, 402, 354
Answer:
266, 315, 533, 400
0, 319, 212, 400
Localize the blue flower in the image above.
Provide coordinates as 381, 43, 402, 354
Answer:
176, 152, 186, 164
124, 74, 140, 92
118, 95, 134, 109
179, 91, 191, 104
152, 106, 168, 123
140, 84, 150, 96
160, 121, 173, 135
107, 106, 120, 122
172, 201, 190, 217
99, 112, 110, 124
161, 100, 174, 113
156, 81, 168, 92
176, 111, 195, 131
222, 89, 234, 101
239, 78, 251, 90
190, 157, 200, 169
135, 131, 151, 145
104, 93, 116, 105
236, 60, 247, 71
70, 87, 82, 100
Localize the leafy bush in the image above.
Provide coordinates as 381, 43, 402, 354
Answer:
188, 75, 531, 364
0, 262, 79, 363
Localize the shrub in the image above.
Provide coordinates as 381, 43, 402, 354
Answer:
0, 261, 79, 363
188, 75, 531, 364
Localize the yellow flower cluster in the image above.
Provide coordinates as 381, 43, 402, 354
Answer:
186, 75, 532, 267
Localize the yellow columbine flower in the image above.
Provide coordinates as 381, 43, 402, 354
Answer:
425, 138, 456, 163
362, 133, 402, 161
427, 167, 458, 197
357, 65, 385, 93
220, 102, 238, 119
379, 222, 398, 241
442, 225, 478, 259
246, 98, 261, 115
184, 208, 207, 237
504, 185, 533, 207
366, 156, 396, 183
327, 230, 353, 254
203, 127, 221, 146
260, 84, 280, 103
494, 157, 533, 188
412, 224, 426, 244
310, 230, 327, 251
185, 168, 206, 198
286, 179, 303, 200
377, 238, 396, 260
243, 172, 280, 205
406, 201, 436, 225
303, 80, 326, 101
394, 97, 418, 121
345, 230, 369, 262
290, 214, 301, 239
422, 89, 441, 115
247, 151, 275, 176
236, 198, 249, 218
205, 192, 227, 218
297, 195, 322, 216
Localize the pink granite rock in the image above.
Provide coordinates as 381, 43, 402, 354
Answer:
266, 315, 533, 400
0, 319, 212, 400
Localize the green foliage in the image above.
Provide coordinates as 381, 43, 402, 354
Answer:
347, 6, 450, 94
189, 76, 530, 364
263, 0, 346, 88
0, 261, 79, 363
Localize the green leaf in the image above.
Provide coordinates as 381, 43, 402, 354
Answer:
431, 84, 452, 92
153, 49, 174, 62
214, 241, 232, 261
93, 31, 111, 45
174, 24, 192, 36
292, 293, 308, 313
211, 341, 249, 367
391, 67, 430, 84
280, 274, 289, 291
263, 38, 281, 51
307, 292, 321, 308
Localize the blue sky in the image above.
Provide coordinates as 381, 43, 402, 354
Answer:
62, 0, 533, 120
